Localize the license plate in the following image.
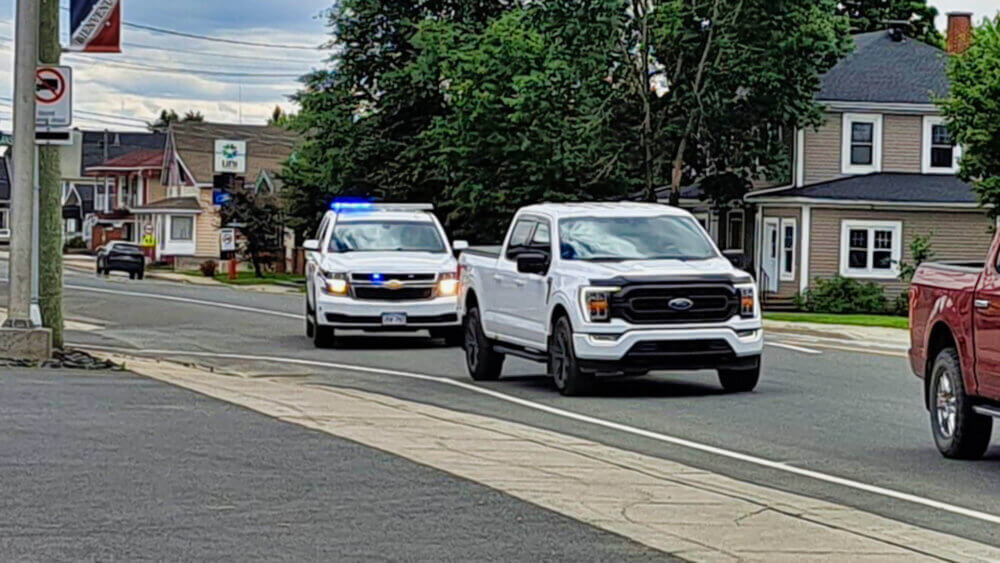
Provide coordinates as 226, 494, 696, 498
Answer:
381, 313, 407, 326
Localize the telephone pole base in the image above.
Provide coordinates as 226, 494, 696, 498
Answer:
0, 327, 52, 361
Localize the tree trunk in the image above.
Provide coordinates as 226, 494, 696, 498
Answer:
39, 0, 63, 348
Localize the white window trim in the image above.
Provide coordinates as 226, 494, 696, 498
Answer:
693, 212, 710, 234
921, 115, 961, 174
841, 113, 883, 175
164, 214, 197, 256
839, 220, 902, 279
779, 218, 797, 282
725, 209, 745, 251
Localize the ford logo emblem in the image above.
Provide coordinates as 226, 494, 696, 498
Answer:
668, 298, 694, 311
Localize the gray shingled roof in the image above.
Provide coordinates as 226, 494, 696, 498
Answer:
748, 173, 976, 204
134, 196, 202, 211
81, 131, 166, 171
818, 31, 950, 104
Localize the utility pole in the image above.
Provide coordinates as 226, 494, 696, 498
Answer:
38, 0, 63, 348
6, 0, 39, 328
0, 0, 51, 360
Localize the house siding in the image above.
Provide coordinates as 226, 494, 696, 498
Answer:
882, 115, 922, 173
803, 113, 844, 185
808, 208, 994, 299
195, 188, 220, 258
761, 207, 801, 299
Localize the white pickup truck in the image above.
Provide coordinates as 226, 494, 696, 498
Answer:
304, 203, 467, 348
459, 202, 763, 395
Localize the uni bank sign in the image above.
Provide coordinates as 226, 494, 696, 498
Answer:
214, 140, 247, 174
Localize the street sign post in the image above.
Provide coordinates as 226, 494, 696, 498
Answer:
220, 228, 236, 253
35, 65, 72, 145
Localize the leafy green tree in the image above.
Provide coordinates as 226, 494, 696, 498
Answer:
282, 1, 517, 239
938, 18, 1000, 221
836, 0, 943, 46
620, 0, 852, 203
414, 1, 635, 238
148, 108, 205, 131
219, 185, 283, 278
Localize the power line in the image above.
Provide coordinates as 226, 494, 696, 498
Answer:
65, 54, 305, 78
58, 5, 320, 51
122, 40, 323, 64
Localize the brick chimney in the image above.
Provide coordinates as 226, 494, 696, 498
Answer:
947, 12, 973, 54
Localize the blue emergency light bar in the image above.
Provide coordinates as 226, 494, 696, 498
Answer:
330, 200, 434, 212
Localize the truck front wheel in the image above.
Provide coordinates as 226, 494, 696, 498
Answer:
930, 347, 992, 459
464, 307, 504, 381
718, 361, 761, 393
549, 316, 593, 396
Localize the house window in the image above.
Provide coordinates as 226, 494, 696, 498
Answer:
726, 210, 744, 251
780, 218, 796, 282
839, 220, 902, 278
922, 116, 961, 174
95, 185, 106, 211
65, 218, 77, 234
841, 114, 882, 174
0, 208, 8, 229
170, 216, 194, 241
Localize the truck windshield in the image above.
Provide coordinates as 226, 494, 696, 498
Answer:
559, 216, 717, 261
330, 221, 446, 253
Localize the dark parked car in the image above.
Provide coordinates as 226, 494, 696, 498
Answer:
96, 241, 146, 280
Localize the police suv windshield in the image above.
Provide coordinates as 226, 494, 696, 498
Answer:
559, 215, 717, 261
330, 221, 447, 253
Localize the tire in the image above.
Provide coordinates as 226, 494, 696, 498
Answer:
129, 272, 136, 280
549, 315, 593, 396
929, 347, 992, 459
718, 361, 762, 393
305, 300, 315, 338
136, 269, 145, 280
431, 327, 464, 347
464, 307, 504, 381
313, 322, 336, 349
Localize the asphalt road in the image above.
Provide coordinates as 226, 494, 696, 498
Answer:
0, 369, 667, 562
5, 264, 1000, 547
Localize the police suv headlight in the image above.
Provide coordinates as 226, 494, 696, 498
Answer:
437, 272, 460, 297
736, 284, 757, 318
322, 271, 349, 296
580, 287, 619, 323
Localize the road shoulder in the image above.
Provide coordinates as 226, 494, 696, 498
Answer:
111, 353, 1000, 562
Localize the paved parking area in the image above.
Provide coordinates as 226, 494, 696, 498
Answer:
0, 369, 668, 561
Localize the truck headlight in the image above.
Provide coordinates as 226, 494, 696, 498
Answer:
581, 287, 619, 323
737, 285, 756, 318
322, 272, 348, 296
437, 272, 459, 297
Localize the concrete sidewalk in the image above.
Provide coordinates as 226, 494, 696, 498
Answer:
0, 368, 666, 561
764, 319, 909, 349
112, 354, 1000, 562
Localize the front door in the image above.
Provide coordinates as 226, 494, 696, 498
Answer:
762, 220, 779, 293
973, 254, 1000, 399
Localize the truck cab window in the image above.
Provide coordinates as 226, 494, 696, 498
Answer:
531, 222, 551, 251
506, 219, 536, 260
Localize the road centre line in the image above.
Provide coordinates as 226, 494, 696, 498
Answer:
76, 343, 1000, 527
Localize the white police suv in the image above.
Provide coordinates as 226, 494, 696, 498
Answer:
304, 203, 468, 348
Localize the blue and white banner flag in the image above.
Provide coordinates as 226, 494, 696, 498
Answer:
67, 0, 121, 53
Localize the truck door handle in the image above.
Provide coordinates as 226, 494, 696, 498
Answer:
514, 279, 526, 287
492, 274, 504, 282
976, 299, 991, 310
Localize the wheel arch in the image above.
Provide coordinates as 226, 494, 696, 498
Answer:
925, 321, 958, 410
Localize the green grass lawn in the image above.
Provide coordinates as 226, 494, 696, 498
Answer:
763, 312, 909, 330
178, 270, 305, 286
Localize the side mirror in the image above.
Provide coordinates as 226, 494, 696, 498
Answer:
303, 239, 320, 252
452, 240, 469, 252
516, 252, 550, 275
723, 250, 747, 271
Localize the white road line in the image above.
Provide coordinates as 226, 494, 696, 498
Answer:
65, 284, 300, 320
765, 341, 822, 355
74, 343, 1000, 527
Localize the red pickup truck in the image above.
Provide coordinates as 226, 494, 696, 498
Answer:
910, 233, 1000, 459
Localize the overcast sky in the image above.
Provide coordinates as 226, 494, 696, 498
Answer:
0, 1, 995, 133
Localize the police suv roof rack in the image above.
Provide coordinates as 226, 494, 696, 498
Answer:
331, 202, 434, 212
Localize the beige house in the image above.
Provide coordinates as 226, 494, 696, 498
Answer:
746, 14, 991, 306
139, 121, 298, 267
